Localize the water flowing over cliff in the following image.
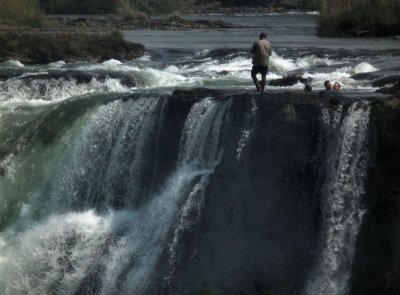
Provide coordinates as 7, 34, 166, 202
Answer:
0, 85, 378, 294
1, 12, 400, 295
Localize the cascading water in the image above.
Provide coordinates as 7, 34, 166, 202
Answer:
304, 102, 371, 295
236, 95, 257, 162
0, 76, 130, 102
164, 97, 232, 287
0, 94, 232, 295
1, 10, 398, 295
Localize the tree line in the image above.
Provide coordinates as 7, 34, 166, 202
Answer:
1, 0, 398, 37
314, 0, 400, 36
38, 0, 183, 14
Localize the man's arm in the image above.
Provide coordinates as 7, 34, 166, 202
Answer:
251, 42, 256, 54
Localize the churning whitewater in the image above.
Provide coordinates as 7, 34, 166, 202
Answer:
0, 89, 373, 295
305, 102, 371, 295
0, 95, 231, 294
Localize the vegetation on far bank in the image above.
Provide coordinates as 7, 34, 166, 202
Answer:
38, 0, 183, 15
0, 0, 44, 27
0, 0, 399, 37
315, 0, 400, 36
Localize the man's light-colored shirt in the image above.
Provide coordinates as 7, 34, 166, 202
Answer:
251, 39, 272, 66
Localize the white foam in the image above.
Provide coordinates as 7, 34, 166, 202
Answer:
354, 62, 378, 74
140, 67, 192, 88
70, 60, 141, 72
0, 77, 130, 102
0, 97, 232, 294
0, 59, 25, 68
138, 53, 151, 61
47, 60, 66, 68
102, 59, 122, 66
165, 65, 180, 74
0, 210, 116, 294
0, 49, 382, 94
269, 53, 340, 73
305, 102, 371, 295
269, 52, 297, 72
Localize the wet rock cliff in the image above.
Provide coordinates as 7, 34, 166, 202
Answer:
350, 95, 400, 295
149, 90, 400, 295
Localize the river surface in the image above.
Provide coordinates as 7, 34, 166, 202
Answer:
123, 12, 400, 92
1, 12, 399, 98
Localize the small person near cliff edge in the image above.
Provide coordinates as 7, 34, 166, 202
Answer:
251, 32, 272, 93
304, 84, 312, 92
333, 82, 341, 91
324, 80, 332, 90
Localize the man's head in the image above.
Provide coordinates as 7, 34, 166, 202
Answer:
259, 32, 267, 40
333, 82, 341, 91
324, 80, 332, 90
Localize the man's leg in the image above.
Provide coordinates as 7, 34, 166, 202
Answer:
251, 66, 261, 92
260, 72, 267, 92
260, 67, 268, 92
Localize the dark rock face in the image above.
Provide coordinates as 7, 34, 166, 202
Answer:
376, 80, 400, 95
176, 93, 322, 295
371, 76, 400, 88
172, 87, 223, 101
149, 17, 242, 30
0, 32, 145, 64
269, 75, 309, 87
350, 96, 400, 295
148, 91, 360, 295
147, 91, 400, 295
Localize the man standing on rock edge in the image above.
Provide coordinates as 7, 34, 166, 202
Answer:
251, 32, 272, 93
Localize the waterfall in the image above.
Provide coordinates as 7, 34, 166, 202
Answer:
0, 96, 232, 295
304, 101, 371, 295
236, 95, 257, 162
165, 97, 232, 286
0, 76, 129, 102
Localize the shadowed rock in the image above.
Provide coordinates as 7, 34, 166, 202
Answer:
269, 75, 309, 87
376, 80, 400, 95
0, 31, 145, 64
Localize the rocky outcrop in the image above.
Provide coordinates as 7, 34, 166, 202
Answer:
148, 17, 242, 30
376, 80, 400, 95
269, 75, 309, 87
350, 95, 400, 295
0, 31, 145, 64
0, 15, 242, 33
145, 89, 400, 295
181, 0, 311, 14
147, 90, 367, 295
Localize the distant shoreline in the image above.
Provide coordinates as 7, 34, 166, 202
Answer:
0, 31, 145, 64
0, 13, 244, 33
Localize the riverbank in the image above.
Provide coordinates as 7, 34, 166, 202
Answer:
316, 0, 400, 37
0, 12, 243, 64
0, 13, 242, 33
179, 5, 304, 14
0, 31, 145, 64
